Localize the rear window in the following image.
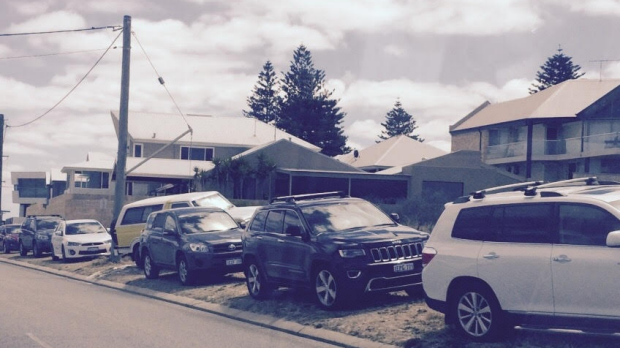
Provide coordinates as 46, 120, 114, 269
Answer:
36, 219, 60, 230
248, 211, 268, 232
121, 204, 164, 225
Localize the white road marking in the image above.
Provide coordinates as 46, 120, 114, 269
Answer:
27, 333, 54, 348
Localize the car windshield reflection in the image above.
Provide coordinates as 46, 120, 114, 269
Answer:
301, 201, 395, 234
179, 211, 238, 234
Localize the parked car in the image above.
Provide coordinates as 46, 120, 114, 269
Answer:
242, 192, 429, 310
0, 224, 22, 253
113, 191, 259, 263
19, 215, 63, 257
140, 207, 244, 286
422, 178, 620, 341
51, 219, 112, 262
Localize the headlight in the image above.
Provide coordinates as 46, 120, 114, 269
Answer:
189, 243, 209, 253
338, 249, 366, 258
36, 234, 49, 240
67, 242, 80, 246
103, 239, 112, 244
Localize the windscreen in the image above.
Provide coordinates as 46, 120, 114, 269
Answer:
193, 193, 234, 210
36, 220, 60, 230
300, 200, 395, 234
179, 211, 238, 234
66, 222, 107, 235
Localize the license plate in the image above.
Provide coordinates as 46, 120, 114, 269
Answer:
394, 263, 415, 273
226, 258, 242, 266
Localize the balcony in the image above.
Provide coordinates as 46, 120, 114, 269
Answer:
486, 141, 526, 160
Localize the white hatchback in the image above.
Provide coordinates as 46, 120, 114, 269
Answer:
51, 219, 113, 262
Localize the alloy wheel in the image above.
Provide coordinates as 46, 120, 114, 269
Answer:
315, 270, 337, 307
247, 264, 261, 295
457, 291, 493, 337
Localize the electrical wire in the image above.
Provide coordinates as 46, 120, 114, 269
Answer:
131, 31, 192, 130
0, 26, 121, 37
7, 30, 123, 129
0, 48, 115, 60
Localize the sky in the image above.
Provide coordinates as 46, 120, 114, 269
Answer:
3, 0, 620, 218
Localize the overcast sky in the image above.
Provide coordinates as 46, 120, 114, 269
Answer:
2, 0, 620, 218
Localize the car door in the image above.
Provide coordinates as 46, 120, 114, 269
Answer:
552, 203, 620, 318
21, 219, 35, 249
0, 226, 5, 249
477, 203, 555, 315
159, 213, 181, 267
51, 222, 65, 256
277, 210, 313, 282
260, 210, 287, 279
146, 213, 166, 266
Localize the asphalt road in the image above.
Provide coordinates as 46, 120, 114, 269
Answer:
0, 262, 337, 348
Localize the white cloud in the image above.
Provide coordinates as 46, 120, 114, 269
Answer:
10, 0, 52, 16
548, 0, 620, 16
8, 11, 86, 33
384, 45, 404, 57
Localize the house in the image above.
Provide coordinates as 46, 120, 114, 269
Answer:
11, 168, 66, 217
450, 79, 620, 182
336, 135, 447, 172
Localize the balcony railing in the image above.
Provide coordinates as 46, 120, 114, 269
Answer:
487, 132, 620, 160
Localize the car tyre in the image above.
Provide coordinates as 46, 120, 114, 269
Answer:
33, 242, 42, 258
450, 283, 505, 342
51, 248, 59, 261
177, 255, 197, 286
143, 251, 160, 279
133, 245, 144, 269
19, 241, 27, 256
3, 241, 9, 254
245, 260, 272, 299
314, 267, 346, 310
61, 246, 68, 263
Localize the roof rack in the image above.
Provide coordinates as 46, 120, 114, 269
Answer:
471, 181, 543, 200
523, 177, 603, 197
270, 191, 348, 204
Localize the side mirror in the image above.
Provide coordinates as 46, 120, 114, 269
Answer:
238, 221, 247, 229
606, 231, 620, 247
390, 213, 400, 223
54, 231, 62, 236
285, 225, 302, 237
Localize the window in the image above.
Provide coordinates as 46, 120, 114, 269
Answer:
558, 204, 620, 246
488, 129, 500, 146
126, 182, 133, 196
152, 213, 166, 229
74, 171, 109, 189
248, 211, 268, 232
265, 210, 285, 233
497, 204, 553, 243
134, 144, 143, 158
121, 204, 164, 225
283, 210, 304, 235
164, 215, 177, 232
171, 202, 191, 209
180, 146, 214, 161
452, 206, 497, 241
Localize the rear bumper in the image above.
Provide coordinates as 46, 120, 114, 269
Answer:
424, 294, 447, 314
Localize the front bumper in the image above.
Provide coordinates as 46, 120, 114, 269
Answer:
186, 250, 244, 273
35, 239, 52, 252
65, 243, 111, 258
336, 257, 423, 293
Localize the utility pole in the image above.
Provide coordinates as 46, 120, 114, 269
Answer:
111, 15, 131, 260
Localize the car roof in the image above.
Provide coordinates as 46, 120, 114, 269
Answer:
266, 192, 364, 209
64, 219, 104, 225
121, 191, 224, 209
153, 206, 226, 215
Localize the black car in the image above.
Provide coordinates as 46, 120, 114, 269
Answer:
140, 207, 244, 286
242, 192, 429, 309
19, 215, 62, 257
0, 224, 22, 253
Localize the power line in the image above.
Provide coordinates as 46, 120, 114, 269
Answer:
7, 30, 123, 129
0, 25, 121, 37
0, 47, 115, 60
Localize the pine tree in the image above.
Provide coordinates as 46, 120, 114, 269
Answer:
529, 47, 584, 94
378, 100, 423, 142
243, 61, 280, 123
278, 45, 350, 156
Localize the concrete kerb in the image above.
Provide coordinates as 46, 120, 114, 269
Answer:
0, 257, 399, 348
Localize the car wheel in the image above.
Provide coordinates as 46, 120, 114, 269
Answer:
451, 283, 505, 341
61, 246, 68, 263
133, 245, 144, 269
51, 248, 59, 261
314, 267, 345, 310
33, 242, 42, 258
177, 255, 196, 286
245, 260, 272, 299
19, 241, 27, 256
143, 251, 160, 279
3, 241, 9, 254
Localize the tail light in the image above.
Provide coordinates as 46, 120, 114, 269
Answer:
422, 247, 437, 268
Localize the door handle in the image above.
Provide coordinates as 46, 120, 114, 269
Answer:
255, 236, 263, 240
483, 252, 499, 259
553, 255, 572, 263
277, 239, 285, 243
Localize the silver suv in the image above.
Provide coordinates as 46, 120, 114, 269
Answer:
422, 177, 620, 341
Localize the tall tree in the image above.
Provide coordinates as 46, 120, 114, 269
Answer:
278, 45, 350, 156
243, 61, 280, 123
378, 100, 423, 142
529, 47, 584, 94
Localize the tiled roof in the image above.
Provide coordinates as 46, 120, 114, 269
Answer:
110, 111, 320, 151
337, 135, 447, 169
451, 79, 620, 132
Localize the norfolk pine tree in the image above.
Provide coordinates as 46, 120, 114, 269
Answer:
378, 100, 423, 142
278, 45, 349, 156
243, 61, 280, 123
529, 47, 584, 94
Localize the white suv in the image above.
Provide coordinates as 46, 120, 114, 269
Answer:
422, 177, 620, 341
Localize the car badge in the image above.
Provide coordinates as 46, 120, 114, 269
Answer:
228, 244, 237, 251
392, 240, 402, 244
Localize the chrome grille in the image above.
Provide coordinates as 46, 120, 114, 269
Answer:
81, 242, 104, 246
370, 242, 423, 262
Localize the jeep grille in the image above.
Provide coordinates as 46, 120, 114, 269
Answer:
370, 243, 423, 262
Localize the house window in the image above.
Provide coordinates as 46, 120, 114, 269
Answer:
488, 129, 500, 146
180, 146, 214, 161
134, 144, 143, 158
126, 182, 133, 196
73, 171, 109, 189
